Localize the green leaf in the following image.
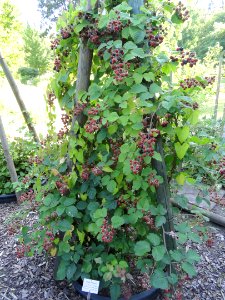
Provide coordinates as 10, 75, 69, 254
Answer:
176, 172, 186, 185
107, 180, 117, 193
149, 83, 161, 94
147, 233, 161, 246
176, 126, 190, 143
188, 110, 199, 125
122, 27, 130, 39
186, 250, 201, 263
102, 166, 113, 173
181, 262, 197, 277
107, 112, 119, 122
124, 41, 137, 50
129, 27, 145, 43
67, 263, 77, 280
65, 206, 78, 217
134, 241, 151, 256
143, 72, 155, 82
171, 13, 183, 24
133, 73, 143, 84
130, 84, 148, 94
170, 250, 183, 262
152, 245, 166, 261
111, 216, 125, 228
132, 48, 146, 58
56, 205, 65, 216
152, 152, 162, 162
98, 15, 108, 28
155, 216, 166, 227
59, 241, 70, 253
151, 270, 169, 289
175, 142, 189, 159
108, 124, 118, 135
110, 284, 121, 300
58, 219, 72, 232
93, 208, 107, 219
63, 198, 75, 206
119, 116, 129, 126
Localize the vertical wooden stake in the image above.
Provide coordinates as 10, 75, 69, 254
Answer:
0, 116, 21, 202
0, 50, 39, 143
214, 51, 224, 120
128, 0, 176, 253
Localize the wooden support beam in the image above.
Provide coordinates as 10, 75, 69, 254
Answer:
0, 116, 21, 202
0, 50, 39, 143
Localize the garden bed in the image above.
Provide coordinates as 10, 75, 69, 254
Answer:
0, 203, 225, 300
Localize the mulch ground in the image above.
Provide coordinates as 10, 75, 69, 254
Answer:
1, 202, 225, 300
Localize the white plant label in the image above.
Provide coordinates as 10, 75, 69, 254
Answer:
82, 278, 100, 294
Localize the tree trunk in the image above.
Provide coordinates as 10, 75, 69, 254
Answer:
0, 116, 21, 202
0, 50, 39, 143
214, 51, 224, 120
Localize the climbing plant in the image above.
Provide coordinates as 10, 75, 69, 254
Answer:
19, 1, 214, 299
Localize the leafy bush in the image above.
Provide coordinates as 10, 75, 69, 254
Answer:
0, 135, 36, 194
19, 1, 213, 299
18, 67, 39, 84
182, 118, 225, 187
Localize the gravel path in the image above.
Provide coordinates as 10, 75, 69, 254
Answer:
1, 202, 225, 300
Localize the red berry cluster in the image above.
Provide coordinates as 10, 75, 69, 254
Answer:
43, 231, 55, 252
175, 2, 189, 22
110, 49, 130, 81
19, 190, 35, 203
57, 128, 69, 140
137, 132, 157, 157
130, 157, 143, 174
101, 218, 115, 243
146, 25, 164, 48
148, 174, 160, 187
81, 164, 90, 181
74, 102, 87, 116
171, 48, 198, 67
61, 113, 71, 129
180, 76, 215, 89
143, 213, 155, 229
56, 181, 70, 196
16, 244, 30, 258
22, 175, 30, 185
47, 92, 56, 107
107, 19, 123, 33
109, 139, 123, 163
28, 155, 43, 165
88, 104, 100, 116
79, 26, 101, 45
60, 26, 72, 39
50, 38, 60, 50
179, 49, 198, 67
85, 118, 102, 133
53, 57, 61, 72
91, 166, 103, 176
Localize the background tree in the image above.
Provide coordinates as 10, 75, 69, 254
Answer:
181, 9, 225, 60
37, 0, 75, 30
0, 0, 24, 76
23, 25, 52, 75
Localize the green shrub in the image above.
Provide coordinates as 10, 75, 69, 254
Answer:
0, 135, 37, 194
18, 67, 39, 84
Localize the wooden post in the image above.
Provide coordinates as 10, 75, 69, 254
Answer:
0, 116, 21, 202
152, 137, 177, 250
0, 50, 39, 143
214, 51, 224, 120
129, 0, 176, 252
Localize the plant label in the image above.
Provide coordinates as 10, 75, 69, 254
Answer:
82, 278, 100, 294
